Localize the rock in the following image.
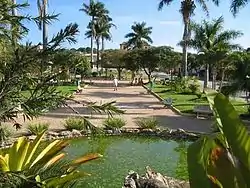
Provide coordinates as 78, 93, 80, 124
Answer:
28, 135, 37, 140
140, 129, 155, 135
123, 166, 189, 188
113, 129, 121, 134
177, 128, 185, 133
47, 131, 59, 137
59, 131, 72, 137
72, 129, 82, 137
106, 130, 113, 134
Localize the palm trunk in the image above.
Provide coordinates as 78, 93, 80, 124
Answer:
42, 0, 48, 50
212, 68, 217, 90
90, 16, 94, 68
204, 63, 209, 91
11, 0, 17, 46
131, 71, 135, 85
182, 22, 188, 77
219, 68, 225, 92
101, 36, 105, 52
96, 38, 100, 72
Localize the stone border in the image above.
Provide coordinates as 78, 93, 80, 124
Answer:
142, 85, 189, 116
1, 127, 202, 149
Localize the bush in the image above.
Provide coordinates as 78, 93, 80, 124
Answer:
28, 122, 49, 135
171, 76, 201, 94
103, 117, 126, 130
64, 117, 85, 131
135, 117, 158, 129
92, 72, 98, 77
0, 126, 13, 143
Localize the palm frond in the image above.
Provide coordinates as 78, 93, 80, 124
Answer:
158, 0, 174, 11
230, 0, 248, 16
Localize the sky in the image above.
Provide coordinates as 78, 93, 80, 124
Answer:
17, 0, 250, 52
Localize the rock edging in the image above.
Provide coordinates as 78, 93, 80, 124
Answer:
123, 166, 189, 188
0, 127, 201, 149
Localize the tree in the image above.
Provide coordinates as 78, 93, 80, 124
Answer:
80, 0, 109, 67
158, 0, 219, 77
125, 22, 153, 49
101, 49, 126, 80
122, 50, 141, 84
230, 0, 250, 16
188, 16, 242, 90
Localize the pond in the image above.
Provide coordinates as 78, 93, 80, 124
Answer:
64, 135, 191, 188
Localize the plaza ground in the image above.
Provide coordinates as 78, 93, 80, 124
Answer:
10, 80, 214, 135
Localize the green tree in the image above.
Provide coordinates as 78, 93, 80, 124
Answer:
122, 50, 141, 84
230, 0, 250, 15
188, 16, 242, 89
125, 22, 153, 49
158, 0, 219, 77
80, 0, 109, 67
101, 49, 126, 80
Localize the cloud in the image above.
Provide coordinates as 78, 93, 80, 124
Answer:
159, 20, 180, 25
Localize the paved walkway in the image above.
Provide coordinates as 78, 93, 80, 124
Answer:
10, 80, 213, 134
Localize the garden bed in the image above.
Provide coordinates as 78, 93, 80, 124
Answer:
152, 84, 248, 115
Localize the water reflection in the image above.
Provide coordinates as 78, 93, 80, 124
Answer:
65, 136, 191, 188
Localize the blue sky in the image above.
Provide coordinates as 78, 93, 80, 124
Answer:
18, 0, 250, 52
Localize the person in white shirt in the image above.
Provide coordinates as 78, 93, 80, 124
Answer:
113, 77, 118, 91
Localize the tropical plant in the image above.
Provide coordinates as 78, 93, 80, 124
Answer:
230, 0, 250, 16
125, 22, 153, 49
187, 92, 250, 188
135, 117, 158, 130
188, 16, 242, 89
80, 0, 109, 66
0, 131, 102, 187
0, 1, 80, 130
158, 0, 219, 77
103, 117, 126, 130
28, 122, 49, 135
0, 126, 13, 144
64, 117, 85, 131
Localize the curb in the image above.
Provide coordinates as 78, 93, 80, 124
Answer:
142, 85, 183, 115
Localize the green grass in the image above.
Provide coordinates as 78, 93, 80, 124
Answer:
56, 85, 77, 95
152, 84, 248, 115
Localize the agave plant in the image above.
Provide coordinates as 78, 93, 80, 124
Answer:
187, 92, 250, 188
0, 131, 102, 187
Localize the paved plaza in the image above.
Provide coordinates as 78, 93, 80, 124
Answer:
12, 80, 212, 134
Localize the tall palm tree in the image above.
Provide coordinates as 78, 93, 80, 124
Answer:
188, 16, 242, 90
230, 0, 250, 16
80, 0, 108, 66
125, 22, 153, 49
37, 0, 48, 49
158, 0, 219, 77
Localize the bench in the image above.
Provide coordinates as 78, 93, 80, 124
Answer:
193, 105, 213, 118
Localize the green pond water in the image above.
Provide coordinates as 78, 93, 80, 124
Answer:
64, 135, 190, 188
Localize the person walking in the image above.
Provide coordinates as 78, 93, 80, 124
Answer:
113, 77, 118, 91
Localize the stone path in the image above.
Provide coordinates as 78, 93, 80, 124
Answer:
9, 80, 213, 134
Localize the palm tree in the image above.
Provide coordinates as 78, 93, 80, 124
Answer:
37, 0, 48, 49
188, 16, 242, 90
230, 0, 250, 16
158, 0, 219, 77
125, 22, 153, 49
80, 0, 109, 67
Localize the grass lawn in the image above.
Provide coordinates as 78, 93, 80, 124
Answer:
152, 84, 248, 115
56, 85, 77, 95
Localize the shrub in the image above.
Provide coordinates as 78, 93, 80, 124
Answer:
28, 122, 49, 135
92, 72, 98, 77
0, 132, 102, 187
189, 83, 200, 94
135, 117, 158, 129
0, 126, 13, 143
103, 117, 126, 130
64, 117, 85, 131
